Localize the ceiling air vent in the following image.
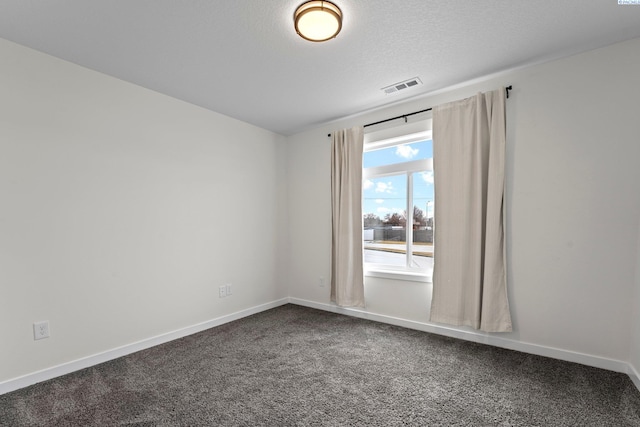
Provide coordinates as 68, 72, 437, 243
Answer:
382, 77, 422, 95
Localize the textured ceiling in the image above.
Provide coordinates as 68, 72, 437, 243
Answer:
1, 1, 640, 135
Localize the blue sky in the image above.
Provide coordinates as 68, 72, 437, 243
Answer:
363, 140, 434, 221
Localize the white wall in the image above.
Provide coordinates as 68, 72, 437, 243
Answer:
287, 37, 640, 368
0, 38, 287, 385
632, 220, 640, 382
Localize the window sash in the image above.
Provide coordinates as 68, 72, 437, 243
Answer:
363, 158, 432, 179
363, 161, 432, 273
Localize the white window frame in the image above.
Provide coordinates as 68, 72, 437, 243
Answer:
363, 120, 433, 283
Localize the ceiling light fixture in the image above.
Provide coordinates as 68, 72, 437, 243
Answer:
294, 1, 342, 42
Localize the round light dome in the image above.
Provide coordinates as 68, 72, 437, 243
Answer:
294, 1, 342, 42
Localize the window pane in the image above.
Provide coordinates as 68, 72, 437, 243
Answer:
411, 171, 434, 269
364, 140, 432, 168
363, 174, 407, 267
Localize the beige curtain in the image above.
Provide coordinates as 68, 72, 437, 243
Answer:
331, 126, 365, 307
429, 89, 512, 332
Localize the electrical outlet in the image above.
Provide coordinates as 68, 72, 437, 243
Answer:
226, 283, 232, 296
219, 285, 227, 298
33, 321, 50, 340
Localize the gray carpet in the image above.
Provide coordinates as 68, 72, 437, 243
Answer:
1, 304, 640, 426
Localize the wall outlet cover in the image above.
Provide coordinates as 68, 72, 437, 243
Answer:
33, 321, 50, 340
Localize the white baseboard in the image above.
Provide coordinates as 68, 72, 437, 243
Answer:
0, 298, 289, 396
288, 297, 640, 393
4, 297, 639, 396
629, 363, 640, 393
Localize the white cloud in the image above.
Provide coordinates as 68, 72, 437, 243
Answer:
396, 144, 419, 159
420, 171, 434, 184
363, 179, 374, 190
375, 181, 394, 193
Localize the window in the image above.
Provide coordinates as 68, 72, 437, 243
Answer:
362, 121, 433, 281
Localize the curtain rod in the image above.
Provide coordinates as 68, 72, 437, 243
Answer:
328, 85, 512, 137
